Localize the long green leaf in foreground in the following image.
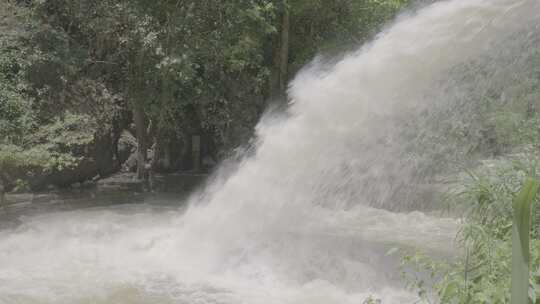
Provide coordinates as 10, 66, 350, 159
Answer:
511, 178, 540, 304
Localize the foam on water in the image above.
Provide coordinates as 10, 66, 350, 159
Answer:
0, 204, 456, 303
1, 0, 540, 303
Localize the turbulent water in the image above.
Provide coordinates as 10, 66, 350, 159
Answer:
2, 0, 540, 303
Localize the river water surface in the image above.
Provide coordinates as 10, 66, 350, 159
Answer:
0, 202, 456, 303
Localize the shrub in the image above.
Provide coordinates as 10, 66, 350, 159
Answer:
400, 154, 540, 303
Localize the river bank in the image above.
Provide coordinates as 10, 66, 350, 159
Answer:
0, 173, 207, 228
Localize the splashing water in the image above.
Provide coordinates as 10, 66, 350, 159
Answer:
2, 1, 540, 303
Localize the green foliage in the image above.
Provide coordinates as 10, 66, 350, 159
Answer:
0, 0, 409, 187
511, 179, 540, 304
362, 295, 382, 304
345, 23, 540, 300
0, 144, 53, 172
0, 83, 34, 144
401, 155, 540, 303
0, 113, 95, 178
33, 112, 96, 150
490, 111, 540, 150
0, 1, 35, 145
288, 0, 409, 73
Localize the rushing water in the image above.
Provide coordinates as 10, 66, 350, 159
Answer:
2, 0, 540, 303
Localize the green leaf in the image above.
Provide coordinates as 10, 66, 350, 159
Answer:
441, 281, 458, 301
511, 178, 540, 304
386, 247, 399, 256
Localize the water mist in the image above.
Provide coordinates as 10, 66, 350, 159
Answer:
1, 1, 540, 303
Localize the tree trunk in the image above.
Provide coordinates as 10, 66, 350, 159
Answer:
133, 104, 147, 179
279, 7, 290, 94
269, 1, 290, 101
527, 95, 536, 118
0, 183, 4, 207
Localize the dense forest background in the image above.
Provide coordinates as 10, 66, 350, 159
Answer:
0, 0, 410, 191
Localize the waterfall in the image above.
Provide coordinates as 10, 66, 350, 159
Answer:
1, 1, 540, 303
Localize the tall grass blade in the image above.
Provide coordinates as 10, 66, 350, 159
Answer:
511, 179, 540, 304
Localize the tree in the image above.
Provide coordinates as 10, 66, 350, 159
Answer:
269, 0, 290, 100
0, 0, 410, 188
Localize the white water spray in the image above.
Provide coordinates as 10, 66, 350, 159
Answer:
1, 1, 540, 303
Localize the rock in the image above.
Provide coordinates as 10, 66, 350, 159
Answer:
32, 193, 61, 204
97, 172, 144, 192
118, 130, 137, 165
123, 152, 138, 173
